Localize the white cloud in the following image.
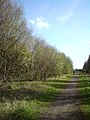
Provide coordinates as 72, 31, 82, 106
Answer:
30, 17, 50, 29
57, 0, 83, 23
58, 11, 74, 23
30, 20, 35, 24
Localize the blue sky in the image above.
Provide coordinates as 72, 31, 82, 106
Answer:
16, 0, 90, 69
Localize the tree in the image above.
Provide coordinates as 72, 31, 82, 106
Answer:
0, 0, 31, 82
83, 55, 90, 73
0, 0, 73, 83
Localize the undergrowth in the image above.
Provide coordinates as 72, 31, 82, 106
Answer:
0, 76, 70, 120
78, 75, 90, 120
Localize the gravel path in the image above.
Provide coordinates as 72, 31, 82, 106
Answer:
40, 77, 84, 120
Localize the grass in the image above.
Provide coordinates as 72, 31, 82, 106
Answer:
0, 76, 70, 120
78, 75, 90, 120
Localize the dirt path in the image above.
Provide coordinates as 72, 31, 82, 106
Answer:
40, 77, 84, 120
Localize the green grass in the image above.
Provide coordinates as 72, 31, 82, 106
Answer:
78, 75, 90, 120
0, 76, 70, 120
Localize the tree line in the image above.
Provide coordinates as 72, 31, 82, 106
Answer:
0, 0, 73, 83
83, 55, 90, 73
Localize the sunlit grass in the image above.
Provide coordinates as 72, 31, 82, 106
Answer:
0, 76, 70, 120
78, 76, 90, 120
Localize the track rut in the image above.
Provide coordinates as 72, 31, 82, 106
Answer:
40, 77, 84, 120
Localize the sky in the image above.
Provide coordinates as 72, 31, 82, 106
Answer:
15, 0, 90, 69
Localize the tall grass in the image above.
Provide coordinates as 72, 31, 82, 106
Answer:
78, 75, 90, 120
0, 76, 70, 120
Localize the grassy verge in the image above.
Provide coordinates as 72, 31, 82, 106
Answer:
0, 76, 70, 120
78, 75, 90, 120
